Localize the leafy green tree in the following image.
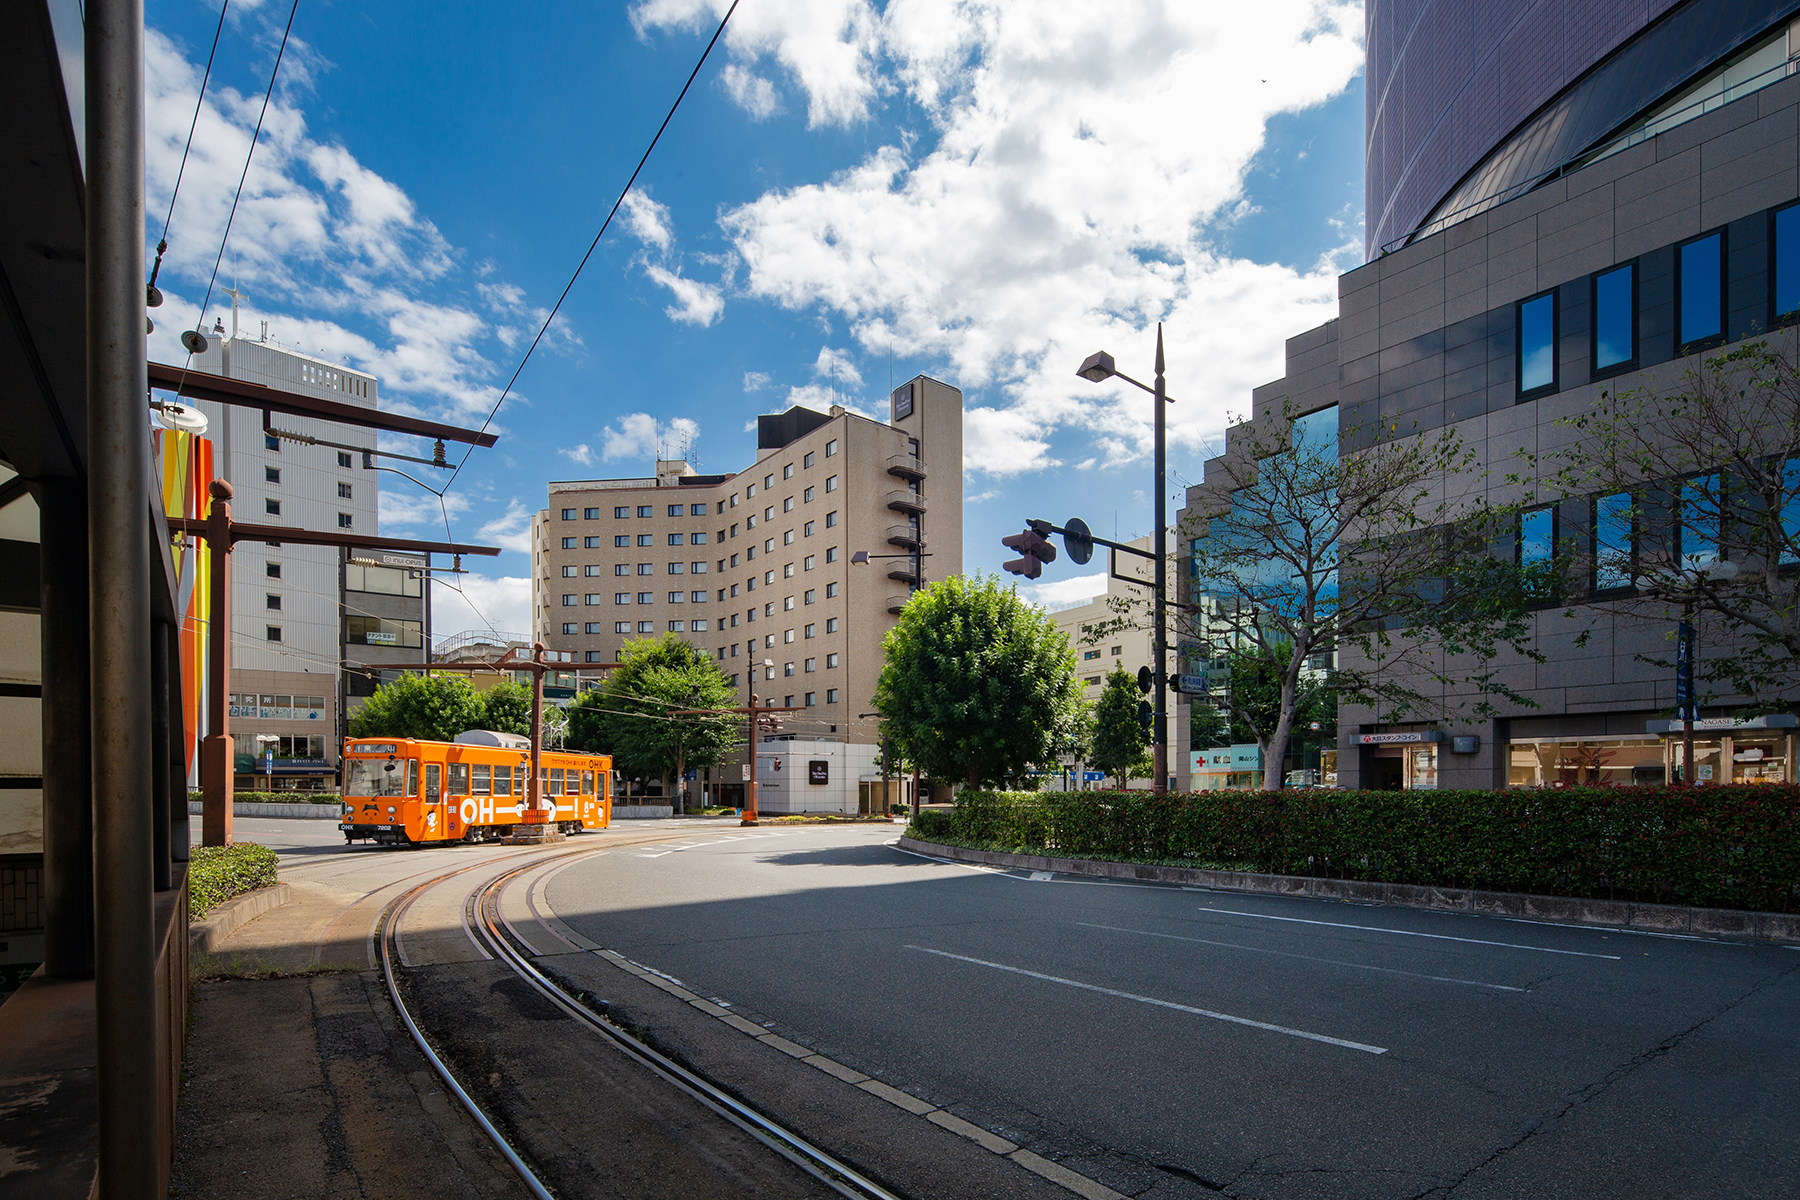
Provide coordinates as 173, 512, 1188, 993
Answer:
347, 674, 485, 742
874, 573, 1087, 788
478, 679, 533, 736
565, 635, 738, 811
1087, 666, 1151, 788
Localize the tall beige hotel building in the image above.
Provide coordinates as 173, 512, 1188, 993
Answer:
530, 377, 963, 802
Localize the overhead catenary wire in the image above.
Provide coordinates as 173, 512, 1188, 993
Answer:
150, 0, 232, 293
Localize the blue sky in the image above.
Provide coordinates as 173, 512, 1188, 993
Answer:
142, 0, 1366, 638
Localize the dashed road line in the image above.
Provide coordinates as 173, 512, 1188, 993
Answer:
907, 945, 1389, 1054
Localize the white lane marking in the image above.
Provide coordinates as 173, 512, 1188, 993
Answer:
636, 851, 674, 858
1194, 906, 1622, 960
906, 945, 1388, 1055
1076, 922, 1528, 992
1029, 871, 1055, 881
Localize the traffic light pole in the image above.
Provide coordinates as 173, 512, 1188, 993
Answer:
671, 695, 802, 825
1152, 327, 1168, 794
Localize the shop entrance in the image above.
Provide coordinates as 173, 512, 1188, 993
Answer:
1366, 750, 1404, 790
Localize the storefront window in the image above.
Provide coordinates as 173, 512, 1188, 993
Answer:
1507, 736, 1667, 786
1670, 734, 1793, 784
1405, 746, 1438, 789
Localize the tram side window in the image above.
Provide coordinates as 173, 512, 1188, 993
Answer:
472, 764, 491, 795
514, 765, 528, 794
549, 768, 564, 796
406, 760, 419, 797
449, 763, 470, 795
582, 770, 594, 795
426, 764, 441, 800
494, 767, 512, 796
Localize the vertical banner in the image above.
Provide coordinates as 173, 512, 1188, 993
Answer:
157, 427, 214, 786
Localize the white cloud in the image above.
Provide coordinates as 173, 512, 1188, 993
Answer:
477, 499, 535, 554
621, 190, 675, 254
379, 488, 469, 531
720, 63, 783, 120
1016, 571, 1108, 609
811, 345, 864, 388
643, 265, 727, 326
560, 444, 597, 467
434, 573, 531, 642
743, 370, 772, 391
637, 1, 1365, 479
601, 413, 701, 462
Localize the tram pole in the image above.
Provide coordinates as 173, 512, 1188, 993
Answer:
200, 479, 235, 846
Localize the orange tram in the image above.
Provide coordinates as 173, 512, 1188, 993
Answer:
339, 731, 613, 847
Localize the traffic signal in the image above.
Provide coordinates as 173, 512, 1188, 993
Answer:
1137, 666, 1152, 694
1001, 527, 1058, 579
1137, 700, 1153, 736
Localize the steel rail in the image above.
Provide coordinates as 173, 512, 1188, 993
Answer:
470, 856, 908, 1200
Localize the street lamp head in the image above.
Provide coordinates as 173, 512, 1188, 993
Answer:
1077, 351, 1116, 384
851, 550, 870, 565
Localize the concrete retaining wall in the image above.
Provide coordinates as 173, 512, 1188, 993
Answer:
613, 805, 674, 820
898, 837, 1800, 944
190, 882, 292, 955
187, 801, 343, 820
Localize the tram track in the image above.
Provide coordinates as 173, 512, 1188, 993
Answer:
375, 837, 907, 1200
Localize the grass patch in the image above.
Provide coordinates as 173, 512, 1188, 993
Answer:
188, 842, 280, 920
189, 791, 341, 805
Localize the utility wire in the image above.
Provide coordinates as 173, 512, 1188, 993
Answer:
437, 0, 741, 499
149, 0, 232, 293
183, 0, 300, 363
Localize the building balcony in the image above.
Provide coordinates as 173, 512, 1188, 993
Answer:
885, 523, 921, 549
886, 593, 911, 614
885, 489, 927, 514
886, 559, 918, 583
885, 453, 926, 481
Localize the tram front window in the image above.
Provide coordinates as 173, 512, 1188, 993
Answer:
347, 758, 406, 798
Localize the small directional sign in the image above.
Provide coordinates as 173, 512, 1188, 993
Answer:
1177, 674, 1209, 694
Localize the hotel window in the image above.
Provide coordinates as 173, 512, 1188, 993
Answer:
805, 658, 816, 672
691, 561, 707, 573
804, 521, 815, 537
803, 451, 815, 468
784, 662, 796, 676
585, 622, 602, 634
730, 583, 740, 598
825, 475, 838, 492
615, 565, 629, 576
265, 594, 282, 610
693, 619, 708, 631
615, 621, 631, 633
804, 589, 816, 604
616, 593, 632, 604
637, 506, 654, 518
803, 555, 815, 570
266, 561, 281, 579
765, 539, 774, 553
746, 483, 756, 499
586, 593, 602, 605
783, 563, 795, 578
1677, 230, 1725, 349
265, 498, 281, 515
669, 504, 683, 517
826, 618, 838, 633
826, 653, 838, 668
730, 494, 738, 508
783, 530, 795, 545
825, 547, 838, 563
765, 474, 774, 490
804, 486, 816, 503
784, 596, 795, 610
669, 562, 685, 574
1111, 646, 1122, 656
783, 463, 794, 479
586, 651, 606, 662
266, 625, 282, 641
825, 439, 837, 456
805, 623, 816, 638
825, 511, 838, 528
562, 508, 577, 520
585, 565, 602, 577
584, 507, 601, 519
638, 563, 653, 575
585, 536, 601, 548
562, 537, 577, 549
690, 590, 708, 602
1592, 262, 1636, 375
825, 689, 837, 704
615, 506, 630, 518
615, 535, 630, 547
669, 591, 685, 603
805, 692, 816, 706
265, 466, 280, 483
670, 620, 686, 632
562, 594, 578, 606
638, 621, 655, 633
638, 534, 654, 546
692, 531, 708, 544
746, 514, 757, 530
1083, 649, 1101, 660
783, 497, 794, 512
638, 592, 654, 604
563, 565, 578, 577
691, 503, 707, 516
669, 533, 685, 545
338, 512, 354, 529
825, 582, 838, 598
337, 452, 352, 468
765, 603, 775, 617
1516, 289, 1557, 398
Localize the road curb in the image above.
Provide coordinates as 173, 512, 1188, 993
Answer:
186, 800, 343, 820
898, 836, 1800, 944
190, 883, 293, 956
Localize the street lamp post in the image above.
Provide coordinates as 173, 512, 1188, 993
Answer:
1077, 326, 1173, 793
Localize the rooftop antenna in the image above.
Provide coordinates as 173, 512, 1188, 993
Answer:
221, 284, 243, 340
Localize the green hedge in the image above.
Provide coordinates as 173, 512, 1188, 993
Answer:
188, 842, 280, 920
912, 786, 1800, 913
188, 791, 341, 805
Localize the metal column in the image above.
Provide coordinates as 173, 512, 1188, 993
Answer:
39, 477, 93, 979
167, 620, 191, 862
150, 628, 172, 891
86, 0, 159, 1193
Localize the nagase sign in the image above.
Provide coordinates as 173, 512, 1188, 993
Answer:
808, 760, 829, 784
1355, 731, 1442, 745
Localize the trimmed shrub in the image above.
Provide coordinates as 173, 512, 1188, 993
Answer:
913, 786, 1800, 913
189, 791, 341, 805
188, 842, 280, 919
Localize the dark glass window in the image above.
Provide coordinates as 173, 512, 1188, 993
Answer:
1775, 204, 1800, 320
1592, 262, 1635, 373
1518, 507, 1556, 599
1594, 493, 1634, 591
1677, 231, 1724, 348
1517, 291, 1556, 397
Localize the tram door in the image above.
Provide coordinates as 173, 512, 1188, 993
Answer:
424, 763, 444, 841
579, 769, 597, 825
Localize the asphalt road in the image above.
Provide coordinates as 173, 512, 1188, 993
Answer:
548, 824, 1800, 1200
